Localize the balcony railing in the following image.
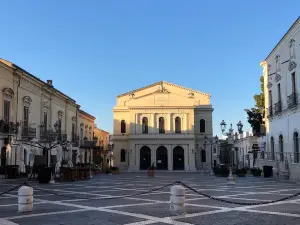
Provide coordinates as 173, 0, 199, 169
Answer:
287, 92, 297, 108
40, 129, 67, 142
0, 122, 19, 135
274, 101, 282, 115
21, 126, 36, 138
80, 139, 97, 148
262, 152, 300, 163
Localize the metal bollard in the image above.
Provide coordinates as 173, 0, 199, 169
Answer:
18, 185, 33, 213
170, 184, 185, 215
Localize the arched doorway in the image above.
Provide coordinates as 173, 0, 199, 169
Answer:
173, 146, 184, 170
140, 146, 151, 170
156, 146, 168, 170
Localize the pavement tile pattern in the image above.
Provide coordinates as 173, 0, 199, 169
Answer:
1, 173, 300, 225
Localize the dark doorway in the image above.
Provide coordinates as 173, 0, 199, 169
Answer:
173, 146, 184, 170
156, 146, 168, 170
1, 147, 7, 166
140, 146, 151, 170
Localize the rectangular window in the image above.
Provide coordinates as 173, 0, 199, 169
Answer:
44, 112, 48, 130
72, 123, 75, 141
4, 100, 10, 123
292, 72, 296, 93
23, 106, 29, 127
277, 83, 281, 102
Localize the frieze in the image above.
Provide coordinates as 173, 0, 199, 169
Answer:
267, 82, 273, 89
20, 78, 40, 93
275, 73, 281, 82
288, 61, 297, 71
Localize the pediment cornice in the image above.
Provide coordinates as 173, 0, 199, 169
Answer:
117, 81, 210, 98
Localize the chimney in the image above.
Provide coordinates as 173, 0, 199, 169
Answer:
47, 80, 53, 87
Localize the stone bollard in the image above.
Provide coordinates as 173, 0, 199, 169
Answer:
18, 185, 33, 213
170, 184, 185, 215
227, 167, 236, 185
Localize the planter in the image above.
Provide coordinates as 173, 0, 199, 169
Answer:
111, 170, 120, 174
263, 165, 273, 178
38, 167, 52, 183
147, 169, 155, 177
251, 168, 262, 177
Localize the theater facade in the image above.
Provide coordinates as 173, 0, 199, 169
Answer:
112, 81, 215, 171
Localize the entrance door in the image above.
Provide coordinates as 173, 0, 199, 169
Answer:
156, 146, 168, 170
173, 146, 184, 170
140, 146, 151, 170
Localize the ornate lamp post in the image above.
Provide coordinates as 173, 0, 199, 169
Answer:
220, 120, 244, 168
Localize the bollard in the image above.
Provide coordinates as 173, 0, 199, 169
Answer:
227, 167, 236, 185
18, 185, 33, 213
170, 184, 185, 215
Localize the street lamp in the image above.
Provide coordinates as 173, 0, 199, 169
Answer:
220, 120, 227, 134
237, 121, 243, 134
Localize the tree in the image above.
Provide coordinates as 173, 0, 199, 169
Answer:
246, 76, 265, 135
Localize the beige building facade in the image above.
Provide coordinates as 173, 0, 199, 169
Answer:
112, 81, 214, 171
0, 58, 98, 173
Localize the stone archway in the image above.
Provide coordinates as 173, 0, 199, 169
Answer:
173, 146, 184, 170
140, 146, 151, 170
156, 146, 168, 170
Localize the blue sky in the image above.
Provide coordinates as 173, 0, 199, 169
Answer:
1, 1, 299, 135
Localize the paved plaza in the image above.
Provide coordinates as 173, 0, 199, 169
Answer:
1, 173, 300, 225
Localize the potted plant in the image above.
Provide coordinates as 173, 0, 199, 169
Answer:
147, 162, 156, 177
111, 166, 120, 174
236, 167, 248, 177
250, 167, 262, 177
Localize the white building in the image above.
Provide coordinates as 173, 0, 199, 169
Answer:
112, 81, 218, 171
260, 17, 300, 180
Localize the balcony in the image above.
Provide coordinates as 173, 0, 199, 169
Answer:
80, 139, 97, 149
71, 133, 80, 147
0, 122, 19, 135
21, 126, 36, 139
287, 92, 297, 108
274, 101, 282, 115
40, 129, 67, 142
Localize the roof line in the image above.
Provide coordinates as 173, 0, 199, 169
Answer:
0, 58, 76, 103
117, 81, 210, 98
264, 16, 300, 60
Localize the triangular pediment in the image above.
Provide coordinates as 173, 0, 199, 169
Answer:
116, 81, 210, 107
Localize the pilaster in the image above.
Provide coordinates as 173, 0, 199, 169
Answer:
167, 145, 173, 170
189, 144, 196, 171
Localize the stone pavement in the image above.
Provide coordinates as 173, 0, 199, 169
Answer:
1, 173, 300, 225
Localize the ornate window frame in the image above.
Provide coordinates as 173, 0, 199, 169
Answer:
3, 88, 14, 122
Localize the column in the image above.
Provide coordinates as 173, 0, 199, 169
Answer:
167, 114, 171, 133
189, 144, 196, 171
136, 144, 140, 170
168, 145, 173, 171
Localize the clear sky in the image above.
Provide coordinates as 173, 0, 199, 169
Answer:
1, 1, 299, 135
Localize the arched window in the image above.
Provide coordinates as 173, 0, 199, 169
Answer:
200, 119, 205, 133
142, 117, 148, 134
279, 135, 284, 162
294, 132, 299, 163
271, 137, 275, 160
159, 117, 165, 133
121, 120, 126, 134
201, 149, 206, 162
120, 149, 126, 162
175, 117, 181, 133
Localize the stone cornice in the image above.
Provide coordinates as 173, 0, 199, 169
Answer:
117, 81, 210, 98
128, 106, 195, 110
264, 17, 300, 60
